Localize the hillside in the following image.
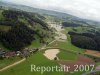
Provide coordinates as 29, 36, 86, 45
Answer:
0, 1, 100, 27
0, 7, 54, 51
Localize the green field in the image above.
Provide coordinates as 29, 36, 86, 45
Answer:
0, 52, 64, 75
57, 50, 77, 60
48, 40, 85, 54
28, 39, 42, 48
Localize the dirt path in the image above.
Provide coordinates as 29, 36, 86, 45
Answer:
40, 40, 56, 50
0, 58, 26, 72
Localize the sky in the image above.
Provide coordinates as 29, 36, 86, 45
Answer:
2, 0, 100, 21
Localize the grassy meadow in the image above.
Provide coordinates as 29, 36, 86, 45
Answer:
0, 52, 64, 75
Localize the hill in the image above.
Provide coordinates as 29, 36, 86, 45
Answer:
0, 7, 54, 51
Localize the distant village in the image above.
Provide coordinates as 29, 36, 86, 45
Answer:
0, 48, 39, 59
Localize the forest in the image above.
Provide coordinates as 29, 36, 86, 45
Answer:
0, 9, 53, 51
62, 22, 80, 27
68, 31, 100, 51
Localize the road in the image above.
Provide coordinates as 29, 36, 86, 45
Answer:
0, 58, 26, 72
40, 40, 56, 50
82, 70, 100, 75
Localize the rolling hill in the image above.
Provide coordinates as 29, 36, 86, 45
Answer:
0, 1, 100, 27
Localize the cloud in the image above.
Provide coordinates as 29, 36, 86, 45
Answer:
2, 0, 100, 21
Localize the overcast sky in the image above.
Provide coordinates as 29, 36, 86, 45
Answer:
2, 0, 100, 21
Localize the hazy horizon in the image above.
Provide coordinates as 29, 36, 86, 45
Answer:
1, 0, 100, 22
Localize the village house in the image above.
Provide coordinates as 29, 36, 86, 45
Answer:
4, 51, 16, 58
0, 47, 39, 59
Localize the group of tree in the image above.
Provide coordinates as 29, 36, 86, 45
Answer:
0, 23, 35, 51
68, 31, 100, 51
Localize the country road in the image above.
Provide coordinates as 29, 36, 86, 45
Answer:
82, 70, 100, 75
48, 22, 67, 41
0, 58, 26, 72
40, 40, 56, 50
